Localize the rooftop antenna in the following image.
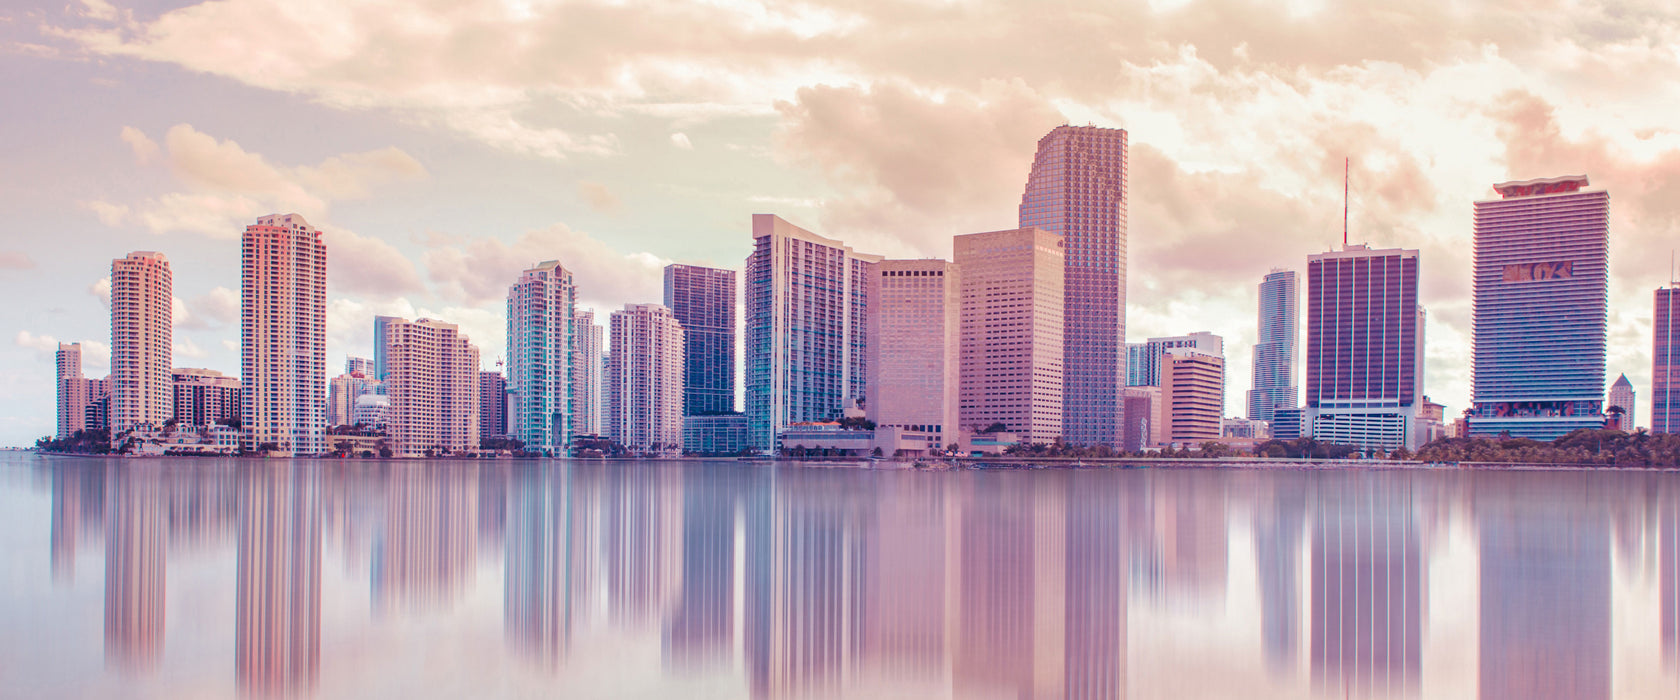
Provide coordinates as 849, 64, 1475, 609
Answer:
1343, 157, 1350, 249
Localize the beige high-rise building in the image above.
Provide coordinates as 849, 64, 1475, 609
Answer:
955, 228, 1064, 444
867, 259, 961, 448
1161, 349, 1224, 446
57, 342, 88, 438
607, 304, 685, 454
384, 318, 481, 457
573, 309, 605, 436
242, 214, 327, 455
171, 368, 241, 428
111, 251, 173, 439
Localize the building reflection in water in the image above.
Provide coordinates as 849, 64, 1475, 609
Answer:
237, 463, 322, 696
29, 457, 1667, 698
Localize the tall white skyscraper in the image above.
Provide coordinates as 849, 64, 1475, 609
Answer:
1249, 269, 1299, 421
866, 259, 960, 447
111, 251, 173, 439
606, 304, 685, 454
572, 309, 604, 437
506, 260, 576, 454
384, 317, 481, 457
743, 214, 881, 451
955, 228, 1065, 445
241, 214, 327, 455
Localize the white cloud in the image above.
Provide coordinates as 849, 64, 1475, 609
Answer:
14, 332, 110, 374
670, 132, 693, 150
174, 336, 207, 359
119, 125, 158, 164
423, 223, 668, 310
89, 276, 110, 308
14, 330, 59, 353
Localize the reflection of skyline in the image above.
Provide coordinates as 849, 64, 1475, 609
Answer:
237, 464, 322, 696
22, 458, 1663, 698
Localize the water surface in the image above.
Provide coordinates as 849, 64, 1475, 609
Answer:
3, 454, 1678, 699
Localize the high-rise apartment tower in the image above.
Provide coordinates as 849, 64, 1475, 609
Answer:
664, 264, 737, 416
241, 214, 327, 455
110, 251, 173, 439
506, 260, 577, 453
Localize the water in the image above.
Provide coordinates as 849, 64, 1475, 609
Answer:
2, 454, 1678, 699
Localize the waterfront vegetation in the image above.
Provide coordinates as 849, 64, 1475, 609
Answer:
1409, 429, 1680, 466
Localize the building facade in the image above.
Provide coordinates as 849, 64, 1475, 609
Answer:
506, 260, 577, 454
345, 356, 373, 377
866, 259, 960, 449
955, 228, 1065, 445
744, 214, 880, 451
1304, 244, 1424, 451
1608, 374, 1635, 431
384, 317, 481, 457
664, 264, 737, 416
326, 371, 380, 427
111, 251, 173, 439
1249, 269, 1299, 421
478, 370, 508, 441
571, 309, 604, 436
1471, 176, 1609, 439
1020, 125, 1129, 446
1128, 332, 1224, 388
57, 342, 88, 438
1161, 349, 1224, 445
241, 214, 327, 455
682, 413, 748, 456
172, 368, 240, 428
1121, 386, 1160, 452
606, 304, 685, 454
1655, 286, 1680, 434
372, 316, 399, 381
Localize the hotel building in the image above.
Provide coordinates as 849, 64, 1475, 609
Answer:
866, 259, 961, 447
1021, 125, 1129, 446
1161, 349, 1224, 445
1304, 244, 1424, 451
506, 260, 577, 454
1249, 269, 1299, 421
743, 214, 881, 451
665, 264, 737, 416
110, 251, 173, 439
242, 214, 327, 455
1470, 176, 1609, 439
384, 317, 481, 457
955, 228, 1065, 445
606, 303, 685, 454
172, 368, 241, 428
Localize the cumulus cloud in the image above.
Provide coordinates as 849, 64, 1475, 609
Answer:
423, 223, 667, 309
190, 286, 238, 327
89, 276, 110, 308
0, 251, 35, 270
15, 332, 110, 373
14, 330, 59, 354
320, 225, 425, 298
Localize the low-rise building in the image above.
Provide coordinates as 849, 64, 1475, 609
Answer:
683, 413, 749, 456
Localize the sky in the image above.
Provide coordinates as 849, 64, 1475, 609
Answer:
4, 0, 1680, 446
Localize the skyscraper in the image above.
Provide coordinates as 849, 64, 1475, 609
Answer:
1304, 244, 1424, 450
57, 342, 87, 439
1129, 332, 1224, 388
1655, 285, 1680, 434
241, 214, 327, 455
372, 316, 399, 381
1471, 175, 1609, 440
384, 317, 481, 457
1249, 269, 1298, 421
1608, 374, 1635, 431
1020, 125, 1128, 446
664, 264, 737, 416
571, 309, 604, 436
866, 259, 960, 447
478, 370, 508, 441
743, 214, 880, 451
955, 228, 1065, 445
606, 303, 685, 454
506, 260, 576, 454
1161, 349, 1224, 445
110, 251, 173, 440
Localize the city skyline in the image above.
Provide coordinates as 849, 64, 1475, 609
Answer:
7, 1, 1680, 446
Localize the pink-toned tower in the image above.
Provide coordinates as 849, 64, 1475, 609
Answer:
384, 317, 481, 457
607, 303, 685, 454
955, 228, 1065, 444
241, 214, 327, 455
57, 342, 88, 438
110, 251, 173, 441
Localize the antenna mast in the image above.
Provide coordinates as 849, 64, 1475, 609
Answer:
1343, 157, 1349, 249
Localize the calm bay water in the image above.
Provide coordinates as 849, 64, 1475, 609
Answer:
3, 454, 1679, 699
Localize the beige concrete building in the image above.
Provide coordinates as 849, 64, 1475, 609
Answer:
57, 342, 88, 438
866, 259, 961, 449
955, 228, 1064, 445
241, 214, 327, 455
1161, 349, 1225, 446
385, 317, 481, 457
572, 309, 604, 436
607, 303, 685, 454
327, 371, 381, 427
111, 251, 173, 440
171, 368, 240, 428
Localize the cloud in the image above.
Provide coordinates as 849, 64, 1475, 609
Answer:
0, 251, 35, 270
423, 223, 667, 309
577, 181, 622, 214
174, 336, 207, 359
89, 276, 110, 308
320, 225, 425, 298
14, 332, 110, 373
190, 286, 238, 327
670, 133, 693, 150
14, 330, 59, 354
93, 123, 427, 239
171, 295, 190, 328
